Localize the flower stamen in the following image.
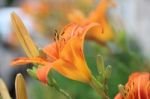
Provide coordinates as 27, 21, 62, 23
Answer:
53, 30, 66, 57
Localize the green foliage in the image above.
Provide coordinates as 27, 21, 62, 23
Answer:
83, 30, 147, 98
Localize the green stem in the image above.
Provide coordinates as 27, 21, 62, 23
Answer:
89, 76, 109, 99
47, 72, 72, 99
47, 80, 72, 99
57, 88, 72, 99
48, 84, 72, 99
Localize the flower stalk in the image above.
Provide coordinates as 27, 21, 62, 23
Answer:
89, 55, 112, 99
89, 76, 109, 99
47, 72, 72, 99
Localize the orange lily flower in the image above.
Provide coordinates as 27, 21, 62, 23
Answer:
21, 0, 51, 36
11, 13, 102, 83
68, 0, 116, 44
22, 0, 50, 17
115, 72, 150, 99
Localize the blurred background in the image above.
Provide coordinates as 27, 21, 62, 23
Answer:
0, 0, 150, 99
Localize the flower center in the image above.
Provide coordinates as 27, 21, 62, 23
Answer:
54, 30, 66, 57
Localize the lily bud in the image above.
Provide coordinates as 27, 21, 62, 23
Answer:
15, 73, 27, 99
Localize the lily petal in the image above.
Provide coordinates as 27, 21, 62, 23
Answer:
51, 23, 102, 82
11, 57, 48, 66
88, 0, 116, 42
68, 9, 86, 25
36, 65, 52, 83
52, 58, 90, 83
44, 42, 59, 60
68, 0, 116, 43
115, 72, 150, 99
